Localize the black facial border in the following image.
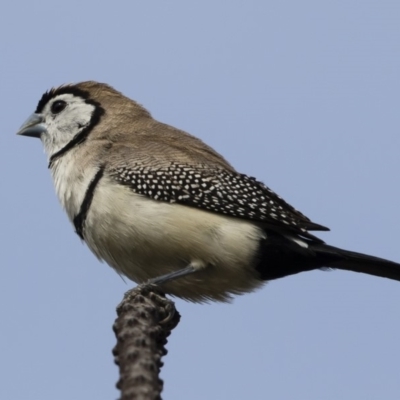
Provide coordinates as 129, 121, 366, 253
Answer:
38, 86, 105, 168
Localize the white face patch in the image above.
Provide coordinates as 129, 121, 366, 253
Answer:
40, 93, 96, 158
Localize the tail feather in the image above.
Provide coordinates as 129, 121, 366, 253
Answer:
314, 244, 400, 282
256, 231, 400, 282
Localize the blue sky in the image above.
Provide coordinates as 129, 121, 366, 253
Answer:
2, 1, 400, 399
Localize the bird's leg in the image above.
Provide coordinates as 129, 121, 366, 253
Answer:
120, 265, 198, 324
148, 264, 198, 285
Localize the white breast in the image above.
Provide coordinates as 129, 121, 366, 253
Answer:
83, 176, 266, 302
50, 151, 99, 223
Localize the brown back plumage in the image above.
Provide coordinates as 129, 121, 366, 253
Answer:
75, 81, 236, 171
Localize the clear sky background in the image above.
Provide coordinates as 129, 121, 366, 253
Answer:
1, 1, 400, 399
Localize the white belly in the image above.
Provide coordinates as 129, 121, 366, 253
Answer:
84, 177, 266, 302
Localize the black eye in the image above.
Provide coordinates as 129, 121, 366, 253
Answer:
51, 100, 67, 114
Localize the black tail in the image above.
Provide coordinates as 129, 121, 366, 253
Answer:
314, 243, 400, 281
256, 232, 400, 282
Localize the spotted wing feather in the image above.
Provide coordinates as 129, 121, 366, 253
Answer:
110, 162, 329, 236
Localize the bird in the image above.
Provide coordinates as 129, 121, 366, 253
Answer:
16, 81, 400, 302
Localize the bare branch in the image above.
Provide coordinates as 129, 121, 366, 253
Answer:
113, 286, 181, 400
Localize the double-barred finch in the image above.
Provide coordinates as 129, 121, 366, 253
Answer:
17, 81, 400, 302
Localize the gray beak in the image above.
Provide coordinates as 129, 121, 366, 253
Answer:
16, 113, 46, 138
